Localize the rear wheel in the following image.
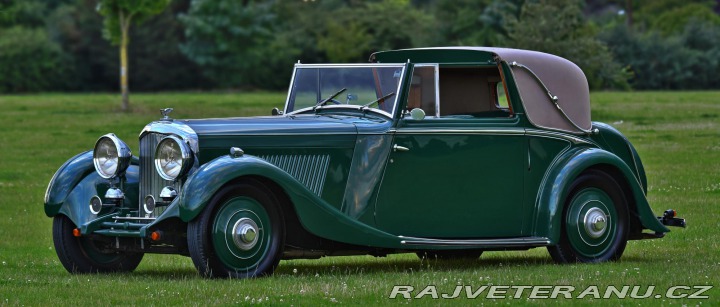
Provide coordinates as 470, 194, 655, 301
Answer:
188, 181, 285, 278
52, 215, 143, 273
548, 169, 629, 263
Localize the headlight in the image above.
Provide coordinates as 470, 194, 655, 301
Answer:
93, 134, 132, 179
154, 135, 193, 181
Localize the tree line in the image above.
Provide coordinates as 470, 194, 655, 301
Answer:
1, 0, 719, 95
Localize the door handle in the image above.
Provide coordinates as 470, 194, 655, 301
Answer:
393, 144, 410, 152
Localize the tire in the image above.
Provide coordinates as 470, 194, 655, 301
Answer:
416, 250, 483, 260
188, 181, 285, 278
52, 215, 143, 274
548, 169, 629, 263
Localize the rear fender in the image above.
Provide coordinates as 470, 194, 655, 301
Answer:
179, 155, 403, 248
534, 147, 668, 243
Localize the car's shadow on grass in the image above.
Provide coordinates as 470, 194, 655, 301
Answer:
127, 253, 664, 280
273, 254, 556, 277
274, 253, 667, 277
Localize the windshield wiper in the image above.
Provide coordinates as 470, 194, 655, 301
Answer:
361, 92, 395, 108
315, 88, 347, 108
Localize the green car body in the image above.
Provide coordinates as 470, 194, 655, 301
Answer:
45, 47, 683, 278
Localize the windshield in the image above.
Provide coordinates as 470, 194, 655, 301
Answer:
285, 64, 405, 116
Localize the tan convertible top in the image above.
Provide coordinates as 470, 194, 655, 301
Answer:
482, 47, 591, 134
373, 47, 592, 134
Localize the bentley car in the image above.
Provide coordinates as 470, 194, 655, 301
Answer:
45, 47, 685, 278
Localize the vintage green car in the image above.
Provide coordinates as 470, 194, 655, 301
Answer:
45, 47, 685, 278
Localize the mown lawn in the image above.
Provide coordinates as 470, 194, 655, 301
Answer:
0, 92, 718, 305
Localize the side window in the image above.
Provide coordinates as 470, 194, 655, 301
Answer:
407, 65, 438, 117
438, 67, 511, 118
494, 82, 510, 109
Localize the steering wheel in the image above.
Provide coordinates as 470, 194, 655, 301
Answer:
329, 99, 342, 105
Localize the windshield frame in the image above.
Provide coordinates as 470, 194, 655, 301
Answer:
283, 63, 407, 118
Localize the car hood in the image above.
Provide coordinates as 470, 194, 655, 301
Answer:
183, 115, 358, 136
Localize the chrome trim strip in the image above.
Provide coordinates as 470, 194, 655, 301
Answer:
391, 128, 525, 135
139, 132, 181, 217
526, 129, 594, 145
283, 65, 299, 115
284, 63, 407, 118
533, 144, 572, 224
434, 65, 440, 117
288, 105, 393, 118
388, 128, 594, 144
293, 63, 406, 68
140, 121, 199, 153
113, 216, 157, 221
627, 142, 644, 191
399, 236, 551, 246
199, 131, 361, 136
413, 64, 441, 117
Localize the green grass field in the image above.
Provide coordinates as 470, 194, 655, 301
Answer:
0, 92, 718, 305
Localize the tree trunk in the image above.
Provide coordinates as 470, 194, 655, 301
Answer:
120, 15, 130, 112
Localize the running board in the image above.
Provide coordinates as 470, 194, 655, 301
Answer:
399, 236, 551, 247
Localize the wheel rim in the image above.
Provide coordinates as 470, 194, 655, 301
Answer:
212, 196, 272, 271
566, 187, 617, 258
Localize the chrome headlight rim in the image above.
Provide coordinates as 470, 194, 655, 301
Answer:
92, 133, 132, 179
154, 135, 193, 181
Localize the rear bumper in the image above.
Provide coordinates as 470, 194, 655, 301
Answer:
658, 209, 686, 228
639, 209, 686, 239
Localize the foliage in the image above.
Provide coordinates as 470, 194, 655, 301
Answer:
2, 0, 720, 92
96, 0, 171, 45
317, 0, 435, 61
432, 0, 523, 46
648, 3, 720, 35
0, 26, 68, 92
599, 20, 720, 89
181, 0, 435, 88
97, 0, 171, 110
0, 0, 49, 27
317, 21, 373, 63
504, 0, 630, 89
633, 0, 717, 30
1, 92, 719, 304
44, 0, 208, 92
180, 0, 299, 89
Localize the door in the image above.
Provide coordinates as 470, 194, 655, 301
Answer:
374, 65, 526, 238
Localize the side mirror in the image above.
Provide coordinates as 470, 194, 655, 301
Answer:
410, 108, 425, 120
271, 108, 283, 116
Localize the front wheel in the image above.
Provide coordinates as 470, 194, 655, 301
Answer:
548, 169, 629, 263
188, 181, 285, 278
53, 215, 143, 273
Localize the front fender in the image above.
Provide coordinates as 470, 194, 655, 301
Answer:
179, 154, 403, 248
44, 151, 140, 226
534, 147, 668, 243
45, 151, 95, 216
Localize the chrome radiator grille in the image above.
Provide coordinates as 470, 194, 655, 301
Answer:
139, 133, 180, 217
259, 155, 330, 196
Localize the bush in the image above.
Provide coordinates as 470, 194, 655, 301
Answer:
0, 26, 69, 92
600, 20, 720, 89
504, 0, 630, 90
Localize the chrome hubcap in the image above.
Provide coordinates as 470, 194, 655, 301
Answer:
583, 207, 607, 238
232, 218, 259, 250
